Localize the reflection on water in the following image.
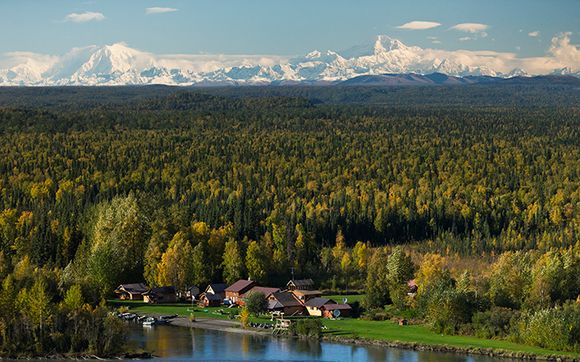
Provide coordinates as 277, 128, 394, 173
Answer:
127, 324, 502, 362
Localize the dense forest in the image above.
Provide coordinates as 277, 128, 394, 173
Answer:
0, 84, 578, 355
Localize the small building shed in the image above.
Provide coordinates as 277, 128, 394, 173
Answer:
321, 303, 352, 318
286, 279, 315, 291
198, 292, 223, 307
267, 291, 305, 316
143, 286, 177, 304
291, 289, 322, 304
305, 297, 336, 317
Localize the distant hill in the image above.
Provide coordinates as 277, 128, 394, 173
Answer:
340, 73, 580, 87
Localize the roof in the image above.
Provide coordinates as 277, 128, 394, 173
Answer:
225, 280, 256, 293
305, 297, 335, 308
271, 292, 303, 308
407, 279, 417, 288
206, 283, 228, 294
202, 293, 223, 301
288, 279, 314, 287
143, 286, 176, 295
268, 300, 284, 310
291, 290, 322, 296
242, 286, 280, 298
322, 304, 352, 311
116, 283, 148, 294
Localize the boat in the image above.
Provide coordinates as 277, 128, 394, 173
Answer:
142, 317, 157, 326
160, 314, 178, 320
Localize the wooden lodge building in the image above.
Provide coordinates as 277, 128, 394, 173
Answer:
286, 279, 314, 291
114, 283, 148, 300
143, 286, 177, 304
267, 291, 305, 316
239, 286, 280, 306
225, 280, 256, 305
198, 283, 228, 307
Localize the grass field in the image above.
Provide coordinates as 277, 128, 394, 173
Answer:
108, 299, 579, 358
322, 318, 579, 358
322, 294, 364, 304
108, 300, 271, 323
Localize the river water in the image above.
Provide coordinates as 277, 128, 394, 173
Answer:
127, 324, 505, 362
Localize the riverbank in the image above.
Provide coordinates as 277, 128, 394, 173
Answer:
323, 336, 580, 362
110, 301, 579, 361
152, 314, 270, 336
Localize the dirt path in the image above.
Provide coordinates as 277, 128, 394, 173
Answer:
166, 316, 271, 336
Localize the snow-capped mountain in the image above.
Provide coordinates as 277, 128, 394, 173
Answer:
0, 35, 577, 86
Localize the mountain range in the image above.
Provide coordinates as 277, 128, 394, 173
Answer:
1, 35, 578, 86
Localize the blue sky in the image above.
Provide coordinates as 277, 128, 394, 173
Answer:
0, 0, 578, 57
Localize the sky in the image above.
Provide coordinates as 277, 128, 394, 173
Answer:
0, 0, 578, 58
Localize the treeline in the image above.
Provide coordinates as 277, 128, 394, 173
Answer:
0, 90, 577, 271
362, 246, 580, 353
0, 259, 126, 357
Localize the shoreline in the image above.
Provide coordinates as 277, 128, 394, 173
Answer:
168, 316, 270, 336
163, 316, 579, 362
322, 336, 580, 362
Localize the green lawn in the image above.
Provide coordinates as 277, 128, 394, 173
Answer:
322, 294, 365, 304
108, 300, 271, 323
322, 318, 580, 358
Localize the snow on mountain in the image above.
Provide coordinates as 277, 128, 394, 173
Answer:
0, 35, 577, 86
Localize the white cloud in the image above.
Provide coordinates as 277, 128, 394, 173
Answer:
397, 21, 441, 30
64, 11, 105, 23
459, 37, 473, 42
431, 40, 441, 44
146, 7, 179, 15
450, 23, 488, 33
528, 31, 540, 38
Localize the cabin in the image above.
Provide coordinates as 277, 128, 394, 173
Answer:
291, 289, 322, 304
198, 292, 223, 307
267, 291, 305, 316
239, 286, 280, 306
114, 283, 148, 300
304, 297, 336, 317
321, 304, 352, 318
205, 283, 228, 300
143, 286, 177, 304
286, 279, 315, 291
225, 279, 256, 305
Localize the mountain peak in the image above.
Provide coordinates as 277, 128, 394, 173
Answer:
375, 35, 407, 52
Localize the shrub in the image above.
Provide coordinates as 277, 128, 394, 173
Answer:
472, 307, 519, 339
245, 292, 267, 315
239, 307, 250, 329
518, 302, 580, 352
362, 308, 391, 321
290, 319, 322, 338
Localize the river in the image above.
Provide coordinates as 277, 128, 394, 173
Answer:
127, 324, 505, 362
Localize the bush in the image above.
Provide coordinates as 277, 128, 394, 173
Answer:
362, 308, 392, 321
290, 319, 323, 338
245, 292, 267, 315
518, 302, 580, 352
424, 281, 479, 334
472, 307, 519, 339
